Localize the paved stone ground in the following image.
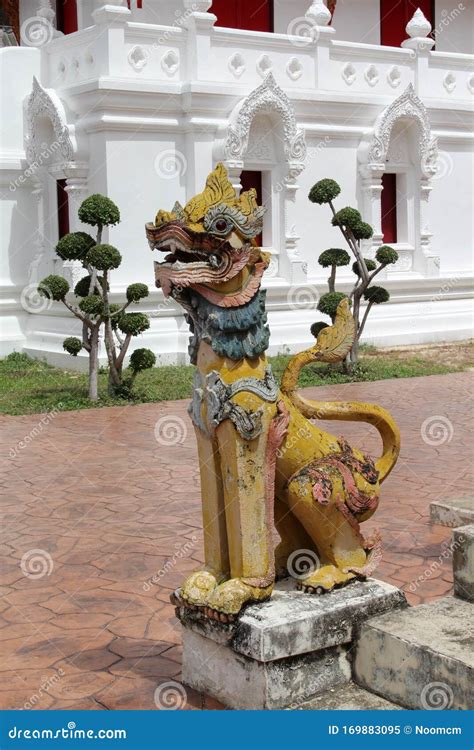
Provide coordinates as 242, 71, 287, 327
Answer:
0, 373, 472, 710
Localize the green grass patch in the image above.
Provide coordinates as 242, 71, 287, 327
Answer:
0, 349, 465, 416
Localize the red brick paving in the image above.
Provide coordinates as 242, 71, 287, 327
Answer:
0, 373, 472, 710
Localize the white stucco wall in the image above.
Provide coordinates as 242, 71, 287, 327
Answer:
429, 142, 474, 275
1, 2, 473, 364
434, 0, 474, 54
331, 0, 380, 45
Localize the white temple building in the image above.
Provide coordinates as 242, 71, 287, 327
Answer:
0, 0, 473, 366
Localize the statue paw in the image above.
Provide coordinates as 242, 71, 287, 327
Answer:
206, 578, 273, 616
178, 570, 219, 607
295, 564, 356, 594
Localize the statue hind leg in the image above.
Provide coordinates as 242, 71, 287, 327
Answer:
284, 472, 380, 593
274, 497, 319, 579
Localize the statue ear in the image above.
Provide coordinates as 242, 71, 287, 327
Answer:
172, 202, 186, 221
184, 164, 237, 223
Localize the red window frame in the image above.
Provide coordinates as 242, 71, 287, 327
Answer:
381, 173, 398, 244
240, 170, 263, 246
57, 179, 70, 239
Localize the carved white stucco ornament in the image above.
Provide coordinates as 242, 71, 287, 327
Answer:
184, 0, 212, 11
221, 72, 306, 169
406, 8, 432, 38
362, 84, 438, 178
24, 77, 75, 166
305, 1, 331, 26
402, 8, 434, 51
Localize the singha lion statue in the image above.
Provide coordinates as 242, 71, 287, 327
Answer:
146, 164, 400, 622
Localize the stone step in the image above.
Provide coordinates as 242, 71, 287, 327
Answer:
354, 596, 474, 710
430, 496, 474, 527
299, 682, 403, 710
453, 524, 474, 602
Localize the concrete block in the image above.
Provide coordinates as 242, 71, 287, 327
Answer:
179, 578, 406, 709
354, 596, 474, 710
453, 524, 474, 602
182, 629, 351, 710
179, 578, 407, 662
299, 682, 402, 710
430, 496, 474, 527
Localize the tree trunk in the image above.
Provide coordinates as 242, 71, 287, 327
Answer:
88, 325, 100, 400
349, 293, 361, 366
104, 320, 121, 395
328, 265, 336, 293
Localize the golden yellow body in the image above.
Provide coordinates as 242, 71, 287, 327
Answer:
149, 164, 401, 619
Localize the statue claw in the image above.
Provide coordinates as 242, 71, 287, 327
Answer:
295, 564, 357, 594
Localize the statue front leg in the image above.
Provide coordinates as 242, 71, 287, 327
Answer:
177, 428, 230, 607
205, 400, 278, 618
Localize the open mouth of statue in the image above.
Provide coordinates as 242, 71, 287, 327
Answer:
146, 221, 251, 298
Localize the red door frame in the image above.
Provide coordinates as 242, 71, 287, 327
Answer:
212, 0, 274, 32
56, 0, 78, 35
380, 0, 434, 47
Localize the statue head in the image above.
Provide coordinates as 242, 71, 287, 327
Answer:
147, 164, 271, 362
147, 163, 269, 308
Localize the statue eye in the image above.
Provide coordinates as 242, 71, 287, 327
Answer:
215, 219, 228, 232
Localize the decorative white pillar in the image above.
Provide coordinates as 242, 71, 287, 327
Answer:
28, 175, 47, 286
91, 0, 131, 79
359, 166, 384, 258
59, 170, 89, 286
419, 179, 439, 276
183, 0, 217, 81
402, 8, 434, 97
92, 0, 130, 29
304, 1, 335, 88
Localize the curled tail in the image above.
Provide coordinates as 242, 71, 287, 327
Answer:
280, 300, 400, 482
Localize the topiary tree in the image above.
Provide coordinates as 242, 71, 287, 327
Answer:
38, 194, 155, 401
309, 180, 399, 364
318, 248, 350, 292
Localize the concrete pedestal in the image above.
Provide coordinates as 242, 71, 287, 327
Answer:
453, 524, 474, 602
177, 578, 406, 710
354, 596, 474, 710
430, 496, 474, 527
